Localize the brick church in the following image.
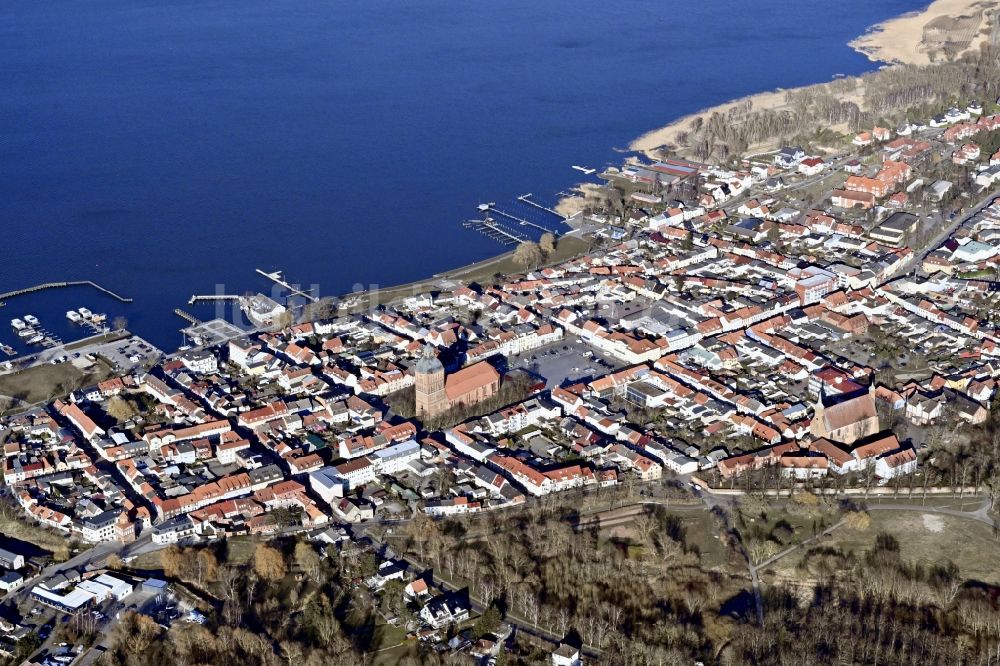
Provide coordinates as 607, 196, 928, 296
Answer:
414, 344, 500, 419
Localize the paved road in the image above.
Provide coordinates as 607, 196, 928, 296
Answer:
2, 533, 156, 607
893, 185, 1000, 277
865, 496, 995, 527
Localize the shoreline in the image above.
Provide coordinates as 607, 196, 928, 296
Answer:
628, 86, 813, 160
336, 233, 592, 311
849, 0, 992, 66
627, 0, 991, 160
363, 2, 992, 311
111, 0, 1000, 333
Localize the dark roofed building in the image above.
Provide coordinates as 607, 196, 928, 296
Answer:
810, 387, 880, 444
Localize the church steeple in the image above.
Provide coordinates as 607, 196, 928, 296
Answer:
414, 344, 447, 418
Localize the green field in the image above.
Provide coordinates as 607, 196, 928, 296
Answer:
0, 504, 64, 554
349, 235, 592, 310
63, 331, 130, 351
0, 363, 93, 408
372, 624, 413, 665
672, 509, 731, 570
768, 511, 1000, 584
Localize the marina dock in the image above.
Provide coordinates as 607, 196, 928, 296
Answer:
462, 217, 527, 245
480, 202, 559, 236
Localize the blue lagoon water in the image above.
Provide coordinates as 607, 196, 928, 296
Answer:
1, 0, 923, 351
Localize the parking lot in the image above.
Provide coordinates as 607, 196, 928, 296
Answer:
509, 335, 623, 387
1, 334, 163, 378
89, 336, 163, 373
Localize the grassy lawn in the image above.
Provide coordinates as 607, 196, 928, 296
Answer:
443, 234, 590, 285
769, 511, 1000, 584
0, 358, 115, 410
742, 497, 841, 541
128, 549, 163, 571
862, 496, 985, 511
372, 624, 413, 665
130, 534, 258, 571
351, 235, 591, 310
222, 536, 258, 565
733, 495, 843, 565
373, 642, 417, 665
63, 330, 129, 351
671, 509, 731, 570
0, 504, 64, 554
785, 170, 848, 201
583, 505, 733, 570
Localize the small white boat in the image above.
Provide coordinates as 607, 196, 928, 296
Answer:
10, 318, 25, 330
24, 315, 39, 326
78, 307, 93, 319
26, 334, 44, 345
91, 313, 106, 324
66, 310, 82, 322
18, 327, 35, 338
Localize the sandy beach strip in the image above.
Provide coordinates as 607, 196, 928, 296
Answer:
628, 0, 992, 159
628, 87, 798, 158
849, 0, 992, 66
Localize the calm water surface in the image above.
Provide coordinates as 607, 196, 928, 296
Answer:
0, 0, 923, 350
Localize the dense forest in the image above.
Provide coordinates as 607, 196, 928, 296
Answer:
77, 484, 1000, 666
730, 533, 1000, 665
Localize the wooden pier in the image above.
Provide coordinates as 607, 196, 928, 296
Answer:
0, 280, 132, 306
517, 193, 567, 220
189, 294, 241, 305
255, 269, 317, 302
174, 309, 201, 325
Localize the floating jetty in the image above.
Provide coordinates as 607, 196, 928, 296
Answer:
255, 269, 317, 302
0, 280, 132, 306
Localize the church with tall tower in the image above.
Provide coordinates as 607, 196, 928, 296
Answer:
414, 344, 449, 418
414, 344, 500, 419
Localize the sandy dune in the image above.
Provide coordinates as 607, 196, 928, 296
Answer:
850, 0, 993, 66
